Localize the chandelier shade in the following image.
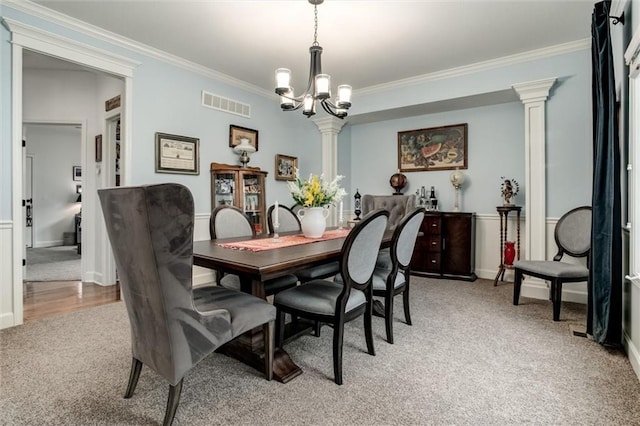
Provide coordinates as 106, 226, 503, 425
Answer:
274, 0, 352, 119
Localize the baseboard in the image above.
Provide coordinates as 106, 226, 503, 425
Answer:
34, 240, 64, 248
624, 330, 640, 382
193, 267, 215, 287
0, 312, 17, 329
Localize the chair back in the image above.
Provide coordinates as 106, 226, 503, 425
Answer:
339, 209, 389, 297
267, 204, 301, 233
391, 207, 426, 270
362, 194, 416, 230
99, 183, 212, 384
210, 205, 255, 239
554, 206, 592, 259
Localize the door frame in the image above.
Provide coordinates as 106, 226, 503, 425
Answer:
5, 17, 138, 326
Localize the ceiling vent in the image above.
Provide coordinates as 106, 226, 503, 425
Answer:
201, 91, 251, 118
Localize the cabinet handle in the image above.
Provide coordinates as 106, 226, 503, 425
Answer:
442, 239, 446, 250
431, 223, 437, 227
431, 259, 437, 264
431, 241, 436, 246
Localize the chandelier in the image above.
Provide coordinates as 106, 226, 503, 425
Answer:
274, 0, 352, 119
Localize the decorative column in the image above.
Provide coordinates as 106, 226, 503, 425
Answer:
312, 116, 346, 226
512, 77, 556, 262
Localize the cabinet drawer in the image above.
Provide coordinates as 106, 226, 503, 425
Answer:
424, 216, 441, 234
425, 253, 441, 272
427, 235, 441, 252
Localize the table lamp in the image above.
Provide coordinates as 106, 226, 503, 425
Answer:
450, 170, 465, 212
233, 137, 256, 168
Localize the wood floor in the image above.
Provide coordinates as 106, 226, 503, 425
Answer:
23, 281, 121, 322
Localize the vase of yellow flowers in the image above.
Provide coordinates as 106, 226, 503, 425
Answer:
288, 169, 346, 238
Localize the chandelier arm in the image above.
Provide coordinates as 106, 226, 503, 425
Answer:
320, 99, 343, 119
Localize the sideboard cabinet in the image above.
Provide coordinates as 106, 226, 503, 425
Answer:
210, 162, 268, 235
411, 211, 476, 281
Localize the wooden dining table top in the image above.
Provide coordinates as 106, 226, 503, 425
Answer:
192, 228, 392, 283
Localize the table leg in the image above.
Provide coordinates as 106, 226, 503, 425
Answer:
218, 276, 303, 383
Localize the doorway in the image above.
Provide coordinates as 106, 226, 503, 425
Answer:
6, 18, 136, 326
23, 123, 83, 283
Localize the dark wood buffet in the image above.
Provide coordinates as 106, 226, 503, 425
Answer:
411, 211, 477, 281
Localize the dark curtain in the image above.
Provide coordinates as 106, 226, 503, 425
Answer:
588, 0, 622, 346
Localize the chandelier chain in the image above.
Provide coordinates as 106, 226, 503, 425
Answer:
312, 5, 319, 47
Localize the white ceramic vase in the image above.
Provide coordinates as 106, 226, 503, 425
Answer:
297, 206, 330, 238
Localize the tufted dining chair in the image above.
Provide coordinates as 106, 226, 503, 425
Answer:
362, 194, 417, 270
98, 183, 275, 426
210, 205, 299, 296
267, 204, 340, 283
274, 209, 389, 385
513, 206, 592, 321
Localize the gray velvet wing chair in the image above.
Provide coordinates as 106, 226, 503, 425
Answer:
513, 206, 592, 321
99, 184, 275, 426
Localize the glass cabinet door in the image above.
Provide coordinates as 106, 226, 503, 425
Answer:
213, 172, 235, 208
242, 173, 263, 234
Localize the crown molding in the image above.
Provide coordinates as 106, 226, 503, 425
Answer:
1, 0, 274, 98
355, 39, 590, 96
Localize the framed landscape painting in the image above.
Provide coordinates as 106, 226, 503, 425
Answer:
397, 123, 468, 172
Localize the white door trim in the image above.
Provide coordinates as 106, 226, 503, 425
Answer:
4, 17, 137, 326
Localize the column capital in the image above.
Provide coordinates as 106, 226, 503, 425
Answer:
512, 77, 557, 103
312, 116, 346, 134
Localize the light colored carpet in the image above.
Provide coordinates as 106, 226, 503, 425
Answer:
25, 246, 81, 281
1, 278, 639, 425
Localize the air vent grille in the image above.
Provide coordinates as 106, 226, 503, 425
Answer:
201, 91, 251, 118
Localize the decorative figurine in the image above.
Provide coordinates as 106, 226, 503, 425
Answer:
500, 176, 520, 206
353, 188, 362, 220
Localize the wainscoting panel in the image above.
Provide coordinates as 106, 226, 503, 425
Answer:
0, 221, 17, 329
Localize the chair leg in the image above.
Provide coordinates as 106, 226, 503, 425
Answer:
263, 321, 274, 381
314, 321, 322, 337
513, 269, 522, 305
403, 284, 412, 326
384, 293, 394, 344
124, 357, 143, 398
552, 279, 563, 321
332, 321, 345, 385
365, 300, 376, 355
163, 379, 183, 426
275, 309, 286, 348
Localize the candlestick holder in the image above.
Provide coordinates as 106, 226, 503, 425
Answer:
272, 223, 280, 242
338, 217, 344, 230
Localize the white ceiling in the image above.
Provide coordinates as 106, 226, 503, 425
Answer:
27, 0, 598, 95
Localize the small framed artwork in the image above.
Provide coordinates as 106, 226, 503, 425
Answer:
398, 123, 468, 172
72, 166, 82, 181
275, 154, 298, 181
229, 125, 258, 151
155, 132, 200, 175
95, 134, 102, 163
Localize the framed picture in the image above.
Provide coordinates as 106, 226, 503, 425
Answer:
275, 154, 298, 181
398, 123, 468, 172
155, 132, 200, 175
72, 166, 82, 181
95, 134, 102, 163
229, 125, 258, 151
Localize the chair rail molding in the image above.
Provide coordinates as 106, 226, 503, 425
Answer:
512, 77, 556, 263
312, 116, 346, 227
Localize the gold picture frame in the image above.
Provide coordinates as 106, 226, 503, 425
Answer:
398, 123, 468, 172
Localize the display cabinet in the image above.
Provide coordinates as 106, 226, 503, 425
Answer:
210, 162, 268, 234
411, 211, 476, 281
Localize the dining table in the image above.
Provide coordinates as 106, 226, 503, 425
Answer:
192, 227, 392, 383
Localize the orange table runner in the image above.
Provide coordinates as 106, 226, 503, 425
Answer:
218, 228, 350, 252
